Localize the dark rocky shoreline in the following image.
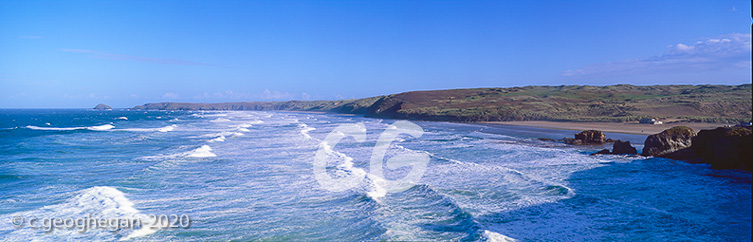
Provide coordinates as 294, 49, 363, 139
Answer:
562, 126, 752, 172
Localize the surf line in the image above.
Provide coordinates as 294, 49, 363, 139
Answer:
312, 121, 430, 199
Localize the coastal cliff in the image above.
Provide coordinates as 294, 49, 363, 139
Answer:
132, 84, 751, 123
691, 127, 753, 171
132, 97, 382, 114
642, 126, 752, 171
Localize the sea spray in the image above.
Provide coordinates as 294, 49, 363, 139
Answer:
187, 145, 217, 158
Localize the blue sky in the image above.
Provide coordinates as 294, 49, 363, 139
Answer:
0, 0, 750, 108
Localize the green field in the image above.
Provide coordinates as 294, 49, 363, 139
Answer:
133, 84, 752, 123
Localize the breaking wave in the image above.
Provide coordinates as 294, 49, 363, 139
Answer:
0, 186, 157, 241
116, 125, 176, 133
186, 145, 217, 158
25, 124, 115, 131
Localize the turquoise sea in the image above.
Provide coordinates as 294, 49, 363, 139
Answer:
0, 109, 750, 241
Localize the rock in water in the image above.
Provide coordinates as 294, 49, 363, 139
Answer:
93, 104, 113, 110
591, 149, 611, 155
563, 137, 581, 145
574, 130, 606, 144
642, 126, 695, 158
591, 140, 638, 155
612, 140, 638, 155
691, 127, 752, 171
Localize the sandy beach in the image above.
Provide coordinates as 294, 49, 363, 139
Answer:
482, 121, 728, 135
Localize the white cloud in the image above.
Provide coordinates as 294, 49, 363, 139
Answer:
222, 90, 256, 99
260, 89, 295, 100
562, 33, 752, 79
162, 92, 180, 99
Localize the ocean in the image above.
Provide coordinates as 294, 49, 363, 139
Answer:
0, 109, 750, 241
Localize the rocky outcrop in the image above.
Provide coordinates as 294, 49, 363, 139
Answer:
641, 125, 752, 171
612, 140, 638, 155
591, 140, 637, 155
576, 130, 606, 144
565, 130, 606, 145
642, 126, 695, 159
593, 149, 611, 155
691, 127, 752, 171
93, 104, 112, 110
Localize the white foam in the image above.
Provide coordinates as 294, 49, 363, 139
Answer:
210, 118, 231, 123
157, 125, 176, 132
234, 123, 254, 132
318, 141, 387, 200
201, 132, 243, 138
0, 186, 157, 240
115, 125, 176, 133
299, 123, 316, 139
365, 174, 388, 199
26, 124, 114, 131
116, 117, 128, 120
89, 187, 157, 240
187, 145, 217, 158
88, 124, 115, 131
483, 230, 518, 242
208, 136, 226, 143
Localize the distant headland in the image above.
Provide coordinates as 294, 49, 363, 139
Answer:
93, 103, 113, 110
132, 84, 752, 124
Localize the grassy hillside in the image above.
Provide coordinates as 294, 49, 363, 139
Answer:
132, 96, 382, 113
133, 84, 752, 123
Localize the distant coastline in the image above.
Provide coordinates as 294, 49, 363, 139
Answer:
131, 84, 752, 124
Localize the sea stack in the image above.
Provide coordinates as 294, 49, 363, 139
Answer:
93, 104, 113, 110
691, 126, 753, 171
642, 126, 695, 159
565, 130, 606, 145
611, 140, 638, 155
591, 140, 638, 155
